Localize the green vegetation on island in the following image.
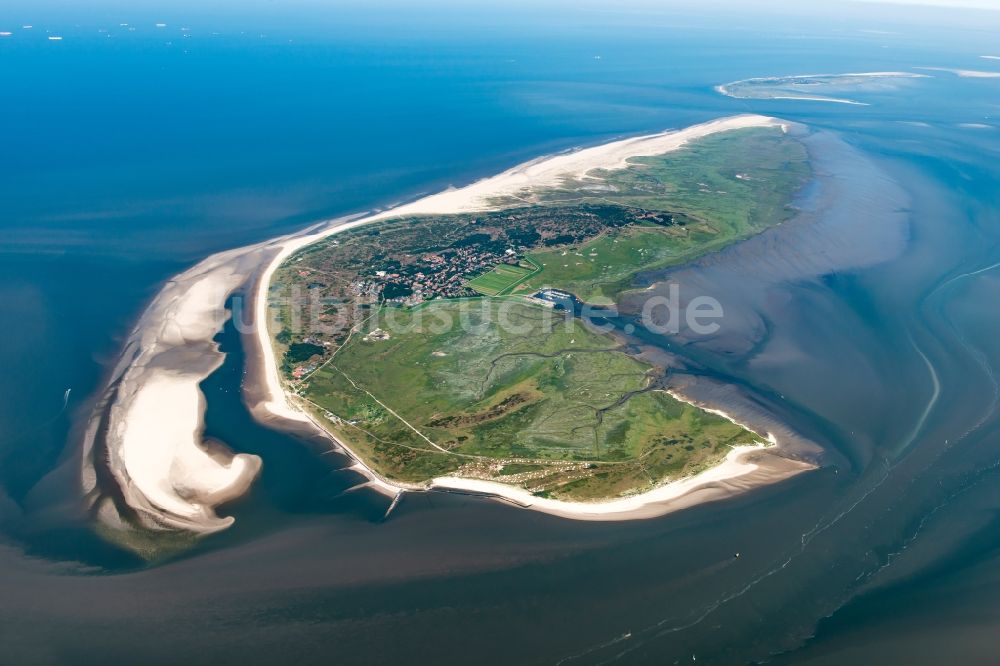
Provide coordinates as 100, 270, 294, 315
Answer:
517, 127, 812, 302
299, 299, 762, 499
267, 126, 809, 500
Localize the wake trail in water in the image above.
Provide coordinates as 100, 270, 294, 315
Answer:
0, 389, 72, 449
893, 336, 942, 457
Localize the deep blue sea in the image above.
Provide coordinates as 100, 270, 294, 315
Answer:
2, 1, 1000, 663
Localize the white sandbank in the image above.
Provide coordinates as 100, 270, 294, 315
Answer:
249, 114, 812, 521
916, 66, 1000, 78
764, 95, 869, 106
723, 72, 927, 84
87, 250, 266, 534
715, 82, 870, 105
119, 370, 258, 522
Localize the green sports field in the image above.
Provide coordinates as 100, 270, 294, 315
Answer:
466, 260, 538, 296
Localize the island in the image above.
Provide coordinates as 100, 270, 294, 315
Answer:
80, 114, 819, 550
264, 118, 810, 502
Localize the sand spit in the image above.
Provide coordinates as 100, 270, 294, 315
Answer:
80, 241, 280, 535
84, 114, 811, 538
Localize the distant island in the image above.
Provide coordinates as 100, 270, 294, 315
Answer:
265, 119, 810, 503
716, 71, 928, 105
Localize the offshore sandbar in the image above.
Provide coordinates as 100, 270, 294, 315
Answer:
716, 71, 929, 105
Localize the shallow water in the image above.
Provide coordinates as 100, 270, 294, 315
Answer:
3, 2, 1000, 663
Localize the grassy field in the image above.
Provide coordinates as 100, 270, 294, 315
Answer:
299, 299, 763, 499
467, 259, 539, 296
513, 127, 810, 303
514, 225, 683, 304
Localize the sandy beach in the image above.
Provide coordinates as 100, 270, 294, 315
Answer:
118, 371, 260, 524
430, 443, 810, 521
84, 113, 813, 536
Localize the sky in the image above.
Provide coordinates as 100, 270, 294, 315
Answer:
857, 0, 1000, 8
